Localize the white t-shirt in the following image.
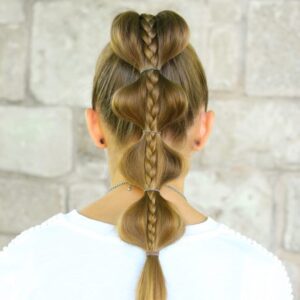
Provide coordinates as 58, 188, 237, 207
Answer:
0, 209, 294, 300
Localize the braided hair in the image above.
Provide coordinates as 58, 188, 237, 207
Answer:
92, 10, 209, 300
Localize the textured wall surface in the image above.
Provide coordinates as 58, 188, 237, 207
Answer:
0, 0, 299, 297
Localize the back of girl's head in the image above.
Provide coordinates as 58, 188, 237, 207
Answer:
92, 10, 208, 300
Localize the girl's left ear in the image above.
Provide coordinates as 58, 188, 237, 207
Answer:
195, 110, 215, 151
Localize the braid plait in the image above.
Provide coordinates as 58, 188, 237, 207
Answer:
140, 13, 160, 252
96, 10, 203, 299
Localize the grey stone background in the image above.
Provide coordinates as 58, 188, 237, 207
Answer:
0, 0, 299, 297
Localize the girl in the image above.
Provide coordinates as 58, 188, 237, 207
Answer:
0, 10, 293, 300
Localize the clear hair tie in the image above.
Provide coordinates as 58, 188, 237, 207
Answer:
140, 67, 160, 74
146, 250, 159, 256
144, 188, 160, 192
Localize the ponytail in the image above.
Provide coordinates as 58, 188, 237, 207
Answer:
92, 9, 209, 300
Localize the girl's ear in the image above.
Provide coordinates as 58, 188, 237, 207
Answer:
194, 110, 215, 151
85, 108, 107, 148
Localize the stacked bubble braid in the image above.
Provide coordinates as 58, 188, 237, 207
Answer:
92, 9, 209, 300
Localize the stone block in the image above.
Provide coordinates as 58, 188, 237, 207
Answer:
0, 0, 25, 24
0, 179, 66, 233
0, 106, 73, 177
199, 98, 300, 170
75, 156, 108, 182
206, 0, 242, 91
68, 182, 108, 211
0, 24, 27, 101
207, 24, 240, 91
185, 167, 273, 247
246, 2, 300, 96
30, 1, 112, 106
208, 0, 242, 23
283, 174, 300, 251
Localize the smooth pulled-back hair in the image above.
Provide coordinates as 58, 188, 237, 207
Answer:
91, 10, 209, 300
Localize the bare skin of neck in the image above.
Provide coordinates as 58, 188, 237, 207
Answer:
78, 178, 208, 226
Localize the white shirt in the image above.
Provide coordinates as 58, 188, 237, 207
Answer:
0, 209, 294, 300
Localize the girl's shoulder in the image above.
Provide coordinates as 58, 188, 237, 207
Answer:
0, 212, 63, 258
214, 223, 294, 299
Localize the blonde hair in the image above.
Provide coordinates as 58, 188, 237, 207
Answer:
91, 10, 208, 300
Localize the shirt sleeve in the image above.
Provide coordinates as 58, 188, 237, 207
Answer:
241, 248, 294, 300
0, 214, 62, 300
264, 256, 294, 300
0, 229, 38, 300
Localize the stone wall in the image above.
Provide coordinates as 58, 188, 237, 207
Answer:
0, 0, 299, 296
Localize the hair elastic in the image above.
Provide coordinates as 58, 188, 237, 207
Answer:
144, 188, 160, 192
146, 250, 159, 256
142, 129, 161, 135
140, 67, 160, 74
